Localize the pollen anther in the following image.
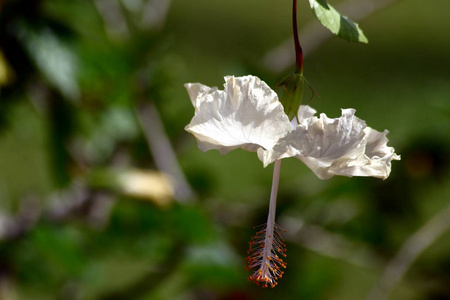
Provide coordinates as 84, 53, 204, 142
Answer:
245, 223, 287, 288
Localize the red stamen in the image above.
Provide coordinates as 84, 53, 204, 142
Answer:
245, 224, 287, 288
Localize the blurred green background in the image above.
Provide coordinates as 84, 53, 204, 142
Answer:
1, 0, 450, 299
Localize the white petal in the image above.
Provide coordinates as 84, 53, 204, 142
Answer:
185, 75, 292, 154
258, 108, 400, 179
297, 105, 317, 125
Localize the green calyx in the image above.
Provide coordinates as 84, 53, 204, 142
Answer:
276, 71, 305, 121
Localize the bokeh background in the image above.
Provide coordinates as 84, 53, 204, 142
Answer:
1, 0, 450, 299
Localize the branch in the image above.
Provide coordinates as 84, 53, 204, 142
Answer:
366, 203, 450, 300
282, 216, 384, 269
0, 183, 111, 241
93, 0, 129, 40
135, 103, 196, 203
264, 0, 398, 73
140, 0, 172, 30
0, 196, 41, 241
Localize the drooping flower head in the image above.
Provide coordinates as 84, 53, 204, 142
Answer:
185, 75, 400, 287
185, 75, 400, 179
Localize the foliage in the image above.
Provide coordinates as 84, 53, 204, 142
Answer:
308, 0, 368, 43
0, 0, 450, 299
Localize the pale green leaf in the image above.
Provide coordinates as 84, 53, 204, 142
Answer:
15, 21, 80, 100
309, 0, 368, 43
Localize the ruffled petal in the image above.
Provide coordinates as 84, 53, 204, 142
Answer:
185, 75, 292, 154
258, 106, 400, 179
297, 105, 318, 125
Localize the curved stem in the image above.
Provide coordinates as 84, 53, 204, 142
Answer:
266, 0, 398, 73
293, 0, 303, 72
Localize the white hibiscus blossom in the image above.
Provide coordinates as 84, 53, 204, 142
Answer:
184, 74, 399, 288
185, 75, 400, 179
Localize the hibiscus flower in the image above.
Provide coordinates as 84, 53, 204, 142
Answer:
185, 75, 400, 287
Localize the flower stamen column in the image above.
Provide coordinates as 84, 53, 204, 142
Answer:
246, 159, 287, 288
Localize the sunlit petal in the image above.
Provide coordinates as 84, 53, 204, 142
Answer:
259, 106, 400, 179
185, 75, 292, 154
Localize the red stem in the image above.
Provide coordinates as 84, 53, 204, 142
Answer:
293, 0, 303, 72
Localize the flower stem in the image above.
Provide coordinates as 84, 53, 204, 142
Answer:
293, 0, 303, 73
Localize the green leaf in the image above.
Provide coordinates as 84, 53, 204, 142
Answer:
309, 0, 368, 43
15, 21, 80, 100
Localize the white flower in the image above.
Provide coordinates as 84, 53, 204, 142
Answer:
185, 75, 400, 180
185, 75, 400, 287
